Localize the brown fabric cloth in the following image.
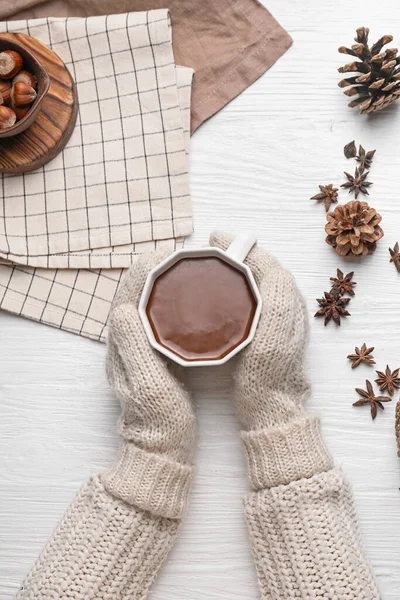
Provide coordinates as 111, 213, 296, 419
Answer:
1, 0, 292, 132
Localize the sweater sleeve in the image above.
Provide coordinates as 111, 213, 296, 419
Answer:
15, 474, 183, 600
242, 417, 381, 600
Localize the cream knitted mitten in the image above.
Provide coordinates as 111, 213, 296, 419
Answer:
15, 250, 196, 600
211, 232, 380, 600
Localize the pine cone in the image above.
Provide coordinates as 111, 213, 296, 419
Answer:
325, 200, 384, 257
338, 26, 400, 114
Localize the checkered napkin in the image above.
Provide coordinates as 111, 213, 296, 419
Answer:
0, 12, 193, 341
0, 11, 192, 268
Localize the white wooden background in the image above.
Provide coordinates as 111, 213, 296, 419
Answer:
1, 1, 400, 598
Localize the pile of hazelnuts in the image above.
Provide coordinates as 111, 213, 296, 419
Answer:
0, 49, 37, 130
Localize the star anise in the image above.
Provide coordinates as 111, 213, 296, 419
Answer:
347, 344, 375, 368
353, 380, 391, 420
356, 145, 376, 171
341, 167, 373, 199
344, 140, 357, 159
310, 184, 339, 212
315, 289, 350, 326
330, 269, 356, 296
389, 242, 400, 273
343, 141, 376, 171
375, 365, 400, 396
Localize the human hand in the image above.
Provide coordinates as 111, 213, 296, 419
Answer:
210, 231, 310, 430
104, 250, 196, 517
210, 232, 332, 489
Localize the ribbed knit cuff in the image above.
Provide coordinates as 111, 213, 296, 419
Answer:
244, 468, 380, 599
102, 443, 194, 519
241, 416, 333, 490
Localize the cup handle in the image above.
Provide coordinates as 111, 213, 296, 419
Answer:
224, 233, 257, 264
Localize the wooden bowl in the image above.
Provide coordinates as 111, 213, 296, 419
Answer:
0, 36, 50, 138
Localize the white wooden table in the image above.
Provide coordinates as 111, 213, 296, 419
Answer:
1, 1, 400, 598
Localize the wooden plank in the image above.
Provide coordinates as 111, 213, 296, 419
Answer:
1, 2, 400, 599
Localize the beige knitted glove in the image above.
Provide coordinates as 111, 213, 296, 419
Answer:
15, 250, 196, 600
104, 250, 196, 518
211, 232, 380, 600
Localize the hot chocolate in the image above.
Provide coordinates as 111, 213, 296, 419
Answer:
146, 256, 257, 362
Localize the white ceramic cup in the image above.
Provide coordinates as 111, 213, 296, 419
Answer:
139, 233, 262, 367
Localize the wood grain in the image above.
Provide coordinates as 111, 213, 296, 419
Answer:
1, 1, 400, 599
0, 32, 77, 174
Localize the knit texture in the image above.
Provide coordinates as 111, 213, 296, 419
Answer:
242, 416, 333, 489
16, 476, 180, 600
103, 442, 193, 519
15, 251, 196, 599
244, 468, 380, 599
210, 231, 332, 491
103, 250, 196, 518
15, 237, 379, 599
210, 232, 379, 599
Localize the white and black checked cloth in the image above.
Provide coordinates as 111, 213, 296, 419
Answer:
0, 11, 193, 341
0, 11, 192, 267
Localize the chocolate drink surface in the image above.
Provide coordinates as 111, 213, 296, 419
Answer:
146, 256, 257, 362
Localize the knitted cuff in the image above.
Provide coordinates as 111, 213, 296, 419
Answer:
102, 442, 194, 519
244, 468, 380, 599
241, 416, 333, 490
16, 476, 182, 600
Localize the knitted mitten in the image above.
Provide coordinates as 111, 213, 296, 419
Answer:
210, 232, 380, 600
15, 250, 196, 600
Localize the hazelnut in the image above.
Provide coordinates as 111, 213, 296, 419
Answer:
0, 105, 16, 130
11, 81, 37, 107
13, 106, 30, 120
0, 81, 11, 106
13, 70, 37, 89
0, 50, 23, 79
